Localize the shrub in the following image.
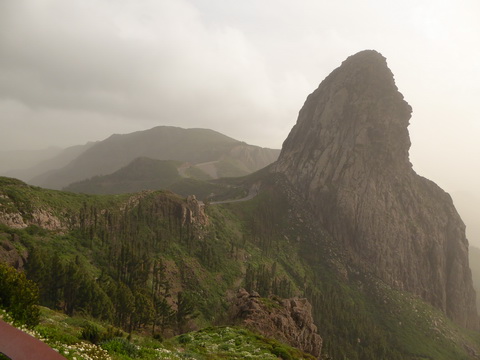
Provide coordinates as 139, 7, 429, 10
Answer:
177, 334, 192, 344
101, 338, 138, 357
0, 263, 39, 327
272, 345, 294, 360
81, 323, 102, 344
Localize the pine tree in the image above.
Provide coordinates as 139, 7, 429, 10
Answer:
175, 291, 198, 334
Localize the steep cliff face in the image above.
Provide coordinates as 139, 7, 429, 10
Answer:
273, 50, 478, 329
231, 289, 322, 359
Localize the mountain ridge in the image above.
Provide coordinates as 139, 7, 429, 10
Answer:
30, 126, 280, 190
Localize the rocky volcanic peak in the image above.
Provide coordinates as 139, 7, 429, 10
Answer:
231, 289, 322, 359
274, 50, 478, 329
276, 50, 412, 184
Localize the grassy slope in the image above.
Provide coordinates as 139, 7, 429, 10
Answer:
1, 307, 314, 360
0, 177, 129, 218
1, 175, 480, 359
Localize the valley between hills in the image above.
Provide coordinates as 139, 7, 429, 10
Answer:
1, 50, 480, 360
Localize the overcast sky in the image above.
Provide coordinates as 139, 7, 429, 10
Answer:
1, 0, 479, 238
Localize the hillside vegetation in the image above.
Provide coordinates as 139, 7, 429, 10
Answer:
1, 176, 480, 359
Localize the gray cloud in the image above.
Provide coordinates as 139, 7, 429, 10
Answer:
0, 0, 307, 149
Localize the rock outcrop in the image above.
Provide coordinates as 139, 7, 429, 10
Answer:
184, 195, 208, 226
0, 207, 64, 232
273, 50, 478, 329
231, 289, 322, 358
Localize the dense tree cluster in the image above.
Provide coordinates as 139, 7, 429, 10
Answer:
24, 193, 212, 335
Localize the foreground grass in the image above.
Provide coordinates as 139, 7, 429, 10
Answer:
1, 307, 315, 360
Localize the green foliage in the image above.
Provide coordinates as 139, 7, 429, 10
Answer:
16, 184, 234, 333
35, 307, 124, 348
0, 263, 40, 327
23, 306, 316, 360
271, 344, 294, 360
81, 323, 102, 344
175, 291, 199, 334
36, 324, 80, 345
168, 326, 316, 359
101, 337, 139, 357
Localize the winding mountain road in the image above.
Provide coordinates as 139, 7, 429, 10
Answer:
209, 182, 260, 205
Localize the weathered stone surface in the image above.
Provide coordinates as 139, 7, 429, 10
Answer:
231, 289, 322, 358
0, 208, 64, 231
273, 50, 478, 329
31, 208, 63, 230
184, 195, 208, 226
0, 211, 27, 229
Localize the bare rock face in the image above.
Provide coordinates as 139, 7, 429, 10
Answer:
184, 195, 208, 226
231, 289, 322, 358
273, 50, 478, 329
0, 208, 64, 231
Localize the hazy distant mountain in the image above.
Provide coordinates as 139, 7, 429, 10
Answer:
31, 126, 280, 190
3, 143, 96, 182
0, 147, 63, 175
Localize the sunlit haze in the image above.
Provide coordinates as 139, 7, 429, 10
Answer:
1, 0, 479, 243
